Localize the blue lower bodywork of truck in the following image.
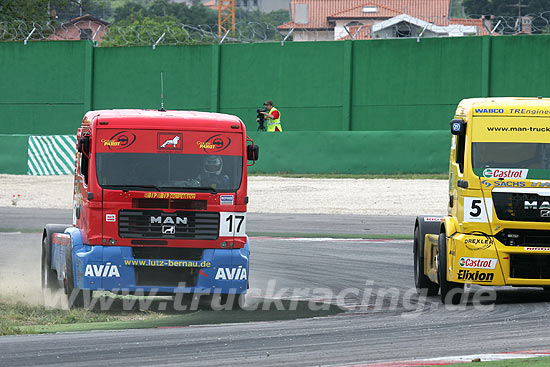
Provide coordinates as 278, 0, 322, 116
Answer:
51, 227, 250, 295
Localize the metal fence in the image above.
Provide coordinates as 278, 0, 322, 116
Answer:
2, 12, 550, 46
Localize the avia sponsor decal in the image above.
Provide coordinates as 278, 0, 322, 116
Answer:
464, 236, 495, 251
103, 131, 136, 150
524, 247, 550, 251
197, 134, 231, 153
105, 214, 116, 222
144, 192, 196, 199
531, 182, 550, 188
474, 108, 504, 114
423, 217, 442, 222
123, 259, 212, 267
220, 195, 234, 205
215, 266, 247, 280
459, 257, 498, 269
457, 269, 494, 282
158, 132, 183, 151
483, 168, 528, 179
84, 263, 120, 278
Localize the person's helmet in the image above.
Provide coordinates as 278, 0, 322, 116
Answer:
203, 155, 223, 175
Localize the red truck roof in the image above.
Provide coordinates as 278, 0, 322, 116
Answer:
82, 109, 244, 131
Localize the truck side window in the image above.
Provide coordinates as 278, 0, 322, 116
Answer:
456, 134, 465, 173
79, 136, 90, 185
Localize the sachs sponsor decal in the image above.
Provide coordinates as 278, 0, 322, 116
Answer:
459, 257, 498, 269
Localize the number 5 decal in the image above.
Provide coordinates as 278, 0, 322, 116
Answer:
463, 197, 493, 222
220, 212, 246, 236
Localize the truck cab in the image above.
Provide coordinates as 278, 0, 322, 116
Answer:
42, 109, 258, 308
414, 97, 550, 304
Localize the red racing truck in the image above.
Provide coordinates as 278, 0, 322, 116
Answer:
41, 109, 259, 308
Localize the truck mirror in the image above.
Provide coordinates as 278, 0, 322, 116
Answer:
247, 144, 259, 161
78, 136, 91, 155
450, 119, 466, 136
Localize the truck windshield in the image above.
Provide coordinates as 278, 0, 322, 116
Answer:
472, 142, 550, 179
96, 153, 242, 192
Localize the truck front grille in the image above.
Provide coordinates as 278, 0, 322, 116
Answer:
495, 229, 550, 247
493, 192, 550, 222
119, 210, 219, 240
510, 254, 550, 279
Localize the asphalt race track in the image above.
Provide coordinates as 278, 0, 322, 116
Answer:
2, 208, 550, 366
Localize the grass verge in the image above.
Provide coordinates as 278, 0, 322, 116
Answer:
449, 356, 550, 366
0, 296, 343, 335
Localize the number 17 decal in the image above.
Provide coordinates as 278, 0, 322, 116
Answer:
463, 197, 493, 222
220, 212, 246, 236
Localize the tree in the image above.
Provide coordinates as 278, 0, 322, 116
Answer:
463, 0, 550, 17
112, 0, 217, 26
100, 14, 212, 47
0, 0, 69, 22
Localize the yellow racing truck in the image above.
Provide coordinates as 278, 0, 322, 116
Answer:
414, 97, 550, 304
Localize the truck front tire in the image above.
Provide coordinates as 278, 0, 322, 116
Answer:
438, 233, 463, 305
414, 219, 439, 296
41, 237, 61, 306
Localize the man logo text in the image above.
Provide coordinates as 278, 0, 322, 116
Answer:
150, 216, 188, 225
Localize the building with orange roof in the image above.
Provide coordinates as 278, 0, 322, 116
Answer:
47, 14, 108, 43
279, 0, 491, 41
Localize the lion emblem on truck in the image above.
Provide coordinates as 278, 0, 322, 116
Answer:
160, 135, 180, 148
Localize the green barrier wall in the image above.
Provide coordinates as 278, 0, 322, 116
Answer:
247, 131, 450, 174
2, 35, 550, 174
0, 135, 31, 175
0, 41, 90, 135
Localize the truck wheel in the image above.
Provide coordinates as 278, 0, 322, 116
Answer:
65, 245, 89, 309
41, 237, 60, 306
414, 225, 438, 296
437, 233, 463, 305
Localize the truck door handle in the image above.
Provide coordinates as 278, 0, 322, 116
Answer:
457, 180, 469, 189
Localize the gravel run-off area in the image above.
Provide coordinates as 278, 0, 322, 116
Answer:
0, 174, 448, 216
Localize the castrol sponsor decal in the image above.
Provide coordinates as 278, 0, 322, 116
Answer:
458, 257, 497, 269
483, 168, 528, 179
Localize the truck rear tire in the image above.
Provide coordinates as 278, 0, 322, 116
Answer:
414, 219, 439, 296
438, 233, 463, 305
65, 244, 90, 309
